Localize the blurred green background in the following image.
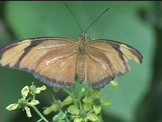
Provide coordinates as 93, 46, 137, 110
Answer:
0, 1, 162, 122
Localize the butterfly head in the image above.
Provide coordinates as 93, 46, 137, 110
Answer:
79, 32, 89, 42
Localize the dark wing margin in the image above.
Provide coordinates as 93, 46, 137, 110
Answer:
87, 39, 143, 90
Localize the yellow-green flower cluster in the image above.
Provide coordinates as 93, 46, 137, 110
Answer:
67, 89, 112, 122
6, 83, 46, 118
43, 87, 112, 122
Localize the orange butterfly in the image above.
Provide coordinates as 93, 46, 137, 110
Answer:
0, 7, 143, 90
0, 32, 142, 90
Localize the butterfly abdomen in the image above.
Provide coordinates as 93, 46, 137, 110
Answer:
76, 54, 85, 82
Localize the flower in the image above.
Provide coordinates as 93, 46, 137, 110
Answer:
82, 90, 112, 115
6, 85, 40, 117
30, 82, 46, 95
43, 95, 73, 115
67, 105, 98, 122
43, 100, 62, 115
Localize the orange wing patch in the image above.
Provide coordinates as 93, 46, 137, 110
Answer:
1, 39, 31, 67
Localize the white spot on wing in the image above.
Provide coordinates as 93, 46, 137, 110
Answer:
102, 65, 107, 70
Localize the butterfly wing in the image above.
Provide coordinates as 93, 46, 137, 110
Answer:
0, 37, 78, 89
86, 39, 143, 90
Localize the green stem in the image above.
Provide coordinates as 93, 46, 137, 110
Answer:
62, 87, 72, 95
79, 100, 82, 110
33, 94, 36, 100
29, 105, 49, 122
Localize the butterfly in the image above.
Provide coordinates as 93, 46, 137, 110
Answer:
0, 32, 142, 90
0, 6, 143, 90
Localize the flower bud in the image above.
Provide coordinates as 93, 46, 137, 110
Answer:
62, 95, 73, 106
79, 109, 87, 118
110, 80, 118, 88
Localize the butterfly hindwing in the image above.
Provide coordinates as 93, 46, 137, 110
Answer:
86, 39, 143, 90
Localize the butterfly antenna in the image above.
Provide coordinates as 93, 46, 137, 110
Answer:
85, 7, 110, 33
65, 3, 83, 32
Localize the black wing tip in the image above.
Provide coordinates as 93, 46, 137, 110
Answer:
129, 46, 143, 64
92, 39, 143, 64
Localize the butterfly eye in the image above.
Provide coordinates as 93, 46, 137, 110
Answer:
79, 33, 89, 41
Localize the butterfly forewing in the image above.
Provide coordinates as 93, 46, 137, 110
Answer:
0, 38, 78, 89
